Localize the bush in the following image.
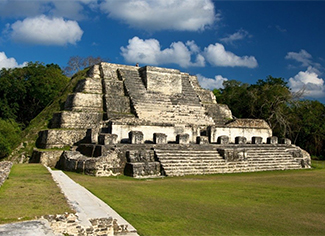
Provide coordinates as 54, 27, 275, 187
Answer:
0, 119, 21, 159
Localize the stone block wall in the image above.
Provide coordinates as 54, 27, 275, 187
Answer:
57, 151, 125, 176
100, 62, 138, 80
36, 129, 88, 149
124, 149, 161, 178
50, 111, 102, 129
209, 119, 272, 144
0, 161, 13, 187
74, 78, 102, 93
103, 79, 133, 117
110, 122, 200, 143
30, 150, 64, 167
139, 66, 182, 95
64, 93, 102, 111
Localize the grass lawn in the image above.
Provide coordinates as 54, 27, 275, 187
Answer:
0, 164, 72, 224
67, 161, 325, 236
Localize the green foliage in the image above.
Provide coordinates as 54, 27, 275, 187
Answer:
12, 69, 89, 161
247, 76, 292, 136
215, 76, 325, 158
216, 80, 250, 118
288, 100, 325, 158
217, 76, 291, 131
0, 119, 21, 159
0, 62, 69, 127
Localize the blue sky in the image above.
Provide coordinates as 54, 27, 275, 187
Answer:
1, 0, 325, 103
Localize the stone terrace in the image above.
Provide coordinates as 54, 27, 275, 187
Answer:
31, 62, 311, 178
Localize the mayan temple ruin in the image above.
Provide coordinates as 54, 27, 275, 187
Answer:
31, 62, 311, 177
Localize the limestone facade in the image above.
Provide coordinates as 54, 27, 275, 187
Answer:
31, 62, 311, 177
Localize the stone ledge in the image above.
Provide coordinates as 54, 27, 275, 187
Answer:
36, 129, 87, 149
39, 213, 134, 236
226, 119, 270, 129
30, 149, 64, 168
0, 161, 13, 187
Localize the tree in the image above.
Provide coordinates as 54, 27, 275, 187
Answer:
0, 62, 69, 127
288, 100, 325, 158
216, 80, 250, 118
248, 76, 292, 137
213, 75, 324, 158
0, 119, 21, 159
64, 56, 107, 77
215, 76, 293, 137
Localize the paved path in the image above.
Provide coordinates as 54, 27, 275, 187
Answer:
0, 220, 56, 236
49, 168, 138, 235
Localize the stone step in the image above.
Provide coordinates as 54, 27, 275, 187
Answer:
160, 160, 299, 168
162, 164, 300, 175
248, 156, 295, 160
156, 154, 223, 159
247, 154, 295, 158
119, 68, 214, 125
159, 159, 225, 165
154, 145, 302, 176
247, 158, 297, 163
155, 149, 220, 153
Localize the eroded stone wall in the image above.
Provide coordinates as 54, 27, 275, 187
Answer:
209, 119, 272, 144
111, 122, 200, 143
139, 66, 182, 95
0, 161, 13, 187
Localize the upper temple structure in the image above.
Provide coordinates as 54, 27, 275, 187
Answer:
31, 62, 311, 177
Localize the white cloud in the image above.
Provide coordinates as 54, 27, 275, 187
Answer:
197, 74, 228, 90
100, 0, 218, 31
289, 67, 325, 98
9, 15, 83, 46
220, 29, 250, 44
285, 49, 323, 75
121, 37, 259, 69
0, 52, 27, 69
121, 36, 205, 67
204, 43, 258, 68
285, 49, 312, 67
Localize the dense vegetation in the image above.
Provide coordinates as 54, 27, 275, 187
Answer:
0, 62, 69, 126
0, 119, 21, 158
214, 76, 325, 159
0, 62, 69, 158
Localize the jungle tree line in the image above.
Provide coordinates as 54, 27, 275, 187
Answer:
0, 62, 69, 158
213, 76, 325, 159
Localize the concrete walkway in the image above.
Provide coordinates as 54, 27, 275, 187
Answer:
0, 220, 56, 236
49, 168, 138, 235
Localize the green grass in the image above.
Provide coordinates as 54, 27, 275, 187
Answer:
0, 164, 72, 224
67, 161, 325, 236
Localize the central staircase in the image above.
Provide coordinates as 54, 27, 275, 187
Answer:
154, 146, 226, 176
119, 69, 214, 125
